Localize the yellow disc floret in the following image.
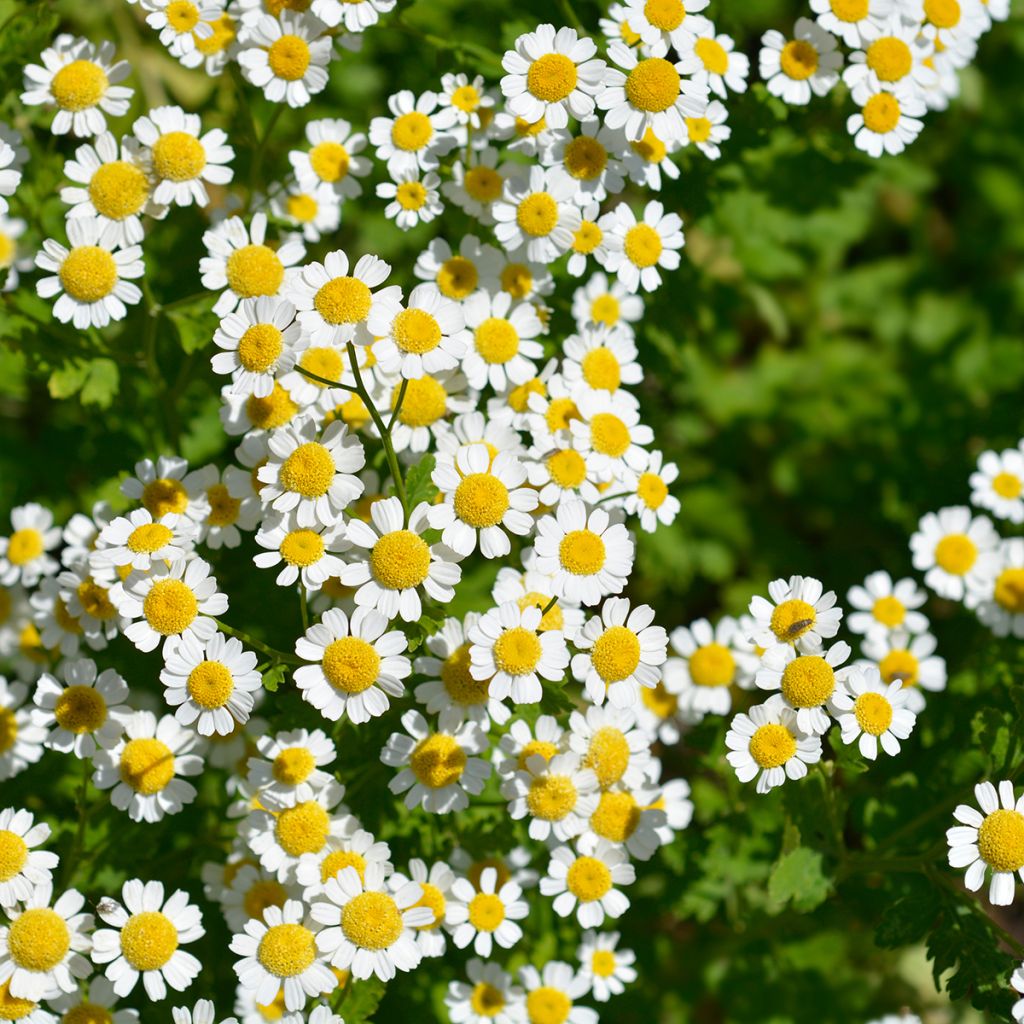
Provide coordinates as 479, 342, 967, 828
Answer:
527, 53, 578, 103
152, 131, 206, 182
454, 473, 510, 529
321, 636, 381, 694
370, 530, 431, 589
7, 908, 70, 971
341, 891, 403, 949
314, 276, 372, 325
186, 660, 234, 709
978, 808, 1024, 873
853, 691, 893, 736
493, 627, 543, 676
119, 737, 175, 794
257, 923, 316, 976
625, 57, 680, 112
143, 579, 198, 636
590, 626, 641, 684
54, 685, 107, 734
769, 598, 816, 643
120, 911, 178, 970
749, 723, 796, 769
410, 734, 467, 788
226, 245, 285, 300
279, 442, 335, 498
59, 246, 117, 303
88, 161, 149, 220
566, 856, 612, 902
51, 60, 107, 111
274, 801, 330, 856
558, 529, 605, 576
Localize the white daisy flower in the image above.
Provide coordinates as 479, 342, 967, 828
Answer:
117, 558, 228, 654
413, 235, 504, 302
495, 713, 567, 782
540, 836, 634, 927
492, 165, 581, 264
597, 42, 708, 144
220, 864, 298, 933
830, 664, 916, 760
620, 125, 682, 190
565, 200, 612, 278
567, 704, 652, 792
809, 0, 893, 46
35, 218, 143, 329
910, 505, 1000, 601
444, 958, 525, 1024
844, 18, 936, 103
502, 750, 599, 842
598, 199, 684, 293
253, 514, 348, 590
386, 858, 455, 959
439, 72, 495, 130
0, 679, 46, 781
846, 570, 929, 640
296, 829, 393, 903
727, 696, 824, 794
0, 809, 58, 910
92, 711, 203, 823
381, 709, 490, 814
183, 463, 262, 549
526, 443, 601, 510
970, 447, 1024, 523
385, 370, 473, 454
759, 18, 842, 105
246, 728, 337, 811
572, 598, 667, 708
447, 866, 527, 958
21, 35, 132, 137
238, 13, 332, 108
921, 0, 986, 46
947, 779, 1024, 906
270, 180, 342, 243
545, 120, 626, 205
47, 975, 138, 1024
533, 500, 635, 607
462, 289, 544, 392
0, 215, 32, 291
969, 538, 1024, 639
662, 617, 756, 717
94, 509, 195, 574
442, 148, 511, 226
120, 455, 203, 522
570, 389, 653, 477
620, 449, 681, 532
368, 90, 458, 177
294, 606, 410, 724
861, 630, 946, 713
0, 883, 92, 1001
200, 212, 306, 318
180, 11, 238, 76
755, 640, 851, 735
311, 0, 395, 32
682, 99, 731, 159
493, 561, 587, 642
30, 575, 101, 658
599, 2, 648, 52
680, 24, 750, 97
518, 961, 597, 1024
377, 170, 444, 230
133, 105, 234, 207
572, 272, 644, 335
489, 108, 559, 157
230, 899, 334, 1012
32, 658, 129, 757
91, 879, 204, 1000
289, 118, 371, 199
146, 0, 224, 58
576, 929, 636, 1002
0, 505, 60, 587
747, 574, 843, 654
847, 85, 927, 157
563, 324, 641, 396
341, 498, 462, 623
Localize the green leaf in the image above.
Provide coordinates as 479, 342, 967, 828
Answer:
404, 453, 437, 507
80, 358, 120, 408
768, 847, 831, 912
340, 976, 386, 1023
166, 296, 217, 354
261, 663, 288, 693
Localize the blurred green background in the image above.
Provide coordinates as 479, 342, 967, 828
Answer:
1, 0, 1023, 1020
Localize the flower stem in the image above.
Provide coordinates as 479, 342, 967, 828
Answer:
299, 586, 310, 632
294, 365, 359, 393
388, 378, 409, 432
61, 756, 91, 888
214, 618, 303, 666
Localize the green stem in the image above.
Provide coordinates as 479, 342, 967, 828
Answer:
299, 586, 310, 633
214, 619, 303, 666
388, 378, 409, 432
539, 595, 559, 622
928, 866, 1024, 957
556, 0, 583, 30
295, 365, 358, 393
61, 757, 91, 888
250, 104, 285, 204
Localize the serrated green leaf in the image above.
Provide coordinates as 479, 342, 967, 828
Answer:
768, 847, 831, 912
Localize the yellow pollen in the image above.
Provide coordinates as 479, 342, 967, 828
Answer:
591, 950, 617, 977
641, 680, 678, 718
853, 691, 893, 736
321, 636, 381, 694
637, 472, 668, 509
559, 529, 605, 576
993, 472, 1023, 499
581, 349, 621, 391
410, 881, 445, 928
830, 0, 869, 19
590, 412, 631, 457
780, 39, 819, 80
526, 53, 578, 103
493, 627, 543, 676
467, 892, 505, 931
59, 246, 117, 303
227, 245, 285, 300
978, 809, 1024, 873
0, 233, 13, 271
119, 737, 175, 794
508, 377, 545, 413
862, 92, 901, 133
572, 221, 603, 255
206, 483, 241, 527
547, 450, 587, 490
0, 979, 36, 1021
299, 346, 343, 386
781, 655, 835, 707
142, 477, 189, 517
590, 625, 641, 684
142, 578, 198, 636
280, 529, 325, 568
934, 533, 977, 575
267, 34, 310, 81
620, 20, 642, 45
474, 318, 520, 364
50, 60, 107, 111
585, 726, 630, 787
694, 36, 729, 74
279, 442, 335, 498
501, 263, 534, 299
314, 276, 372, 326
0, 831, 28, 882
769, 598, 816, 642
309, 141, 349, 182
166, 0, 200, 31
257, 923, 316, 976
440, 643, 490, 703
924, 0, 960, 27
590, 295, 622, 328
341, 891, 403, 949
88, 161, 149, 220
391, 112, 433, 152
591, 790, 640, 842
274, 800, 330, 856
320, 849, 367, 884
396, 181, 427, 211
370, 530, 431, 590
393, 375, 447, 427
186, 660, 234, 709
625, 57, 681, 112
644, 0, 685, 30
872, 595, 905, 627
8, 908, 70, 971
516, 193, 559, 238
517, 739, 559, 771
526, 987, 572, 1024
392, 308, 441, 354
623, 224, 663, 269
62, 1000, 113, 1024
689, 643, 735, 687
119, 911, 178, 971
451, 84, 481, 111
866, 37, 913, 81
526, 774, 576, 821
995, 568, 1024, 614
566, 855, 612, 901
151, 131, 206, 182
749, 723, 797, 769
630, 128, 667, 164
564, 136, 607, 180
464, 165, 503, 203
286, 193, 318, 222
513, 115, 548, 137
247, 384, 299, 430
195, 13, 236, 55
6, 529, 44, 566
454, 473, 510, 528
470, 982, 505, 1016
0, 708, 17, 755
687, 117, 712, 143
436, 256, 478, 299
879, 649, 919, 688
242, 879, 287, 922
54, 685, 107, 733
272, 746, 316, 785
127, 522, 174, 554
410, 733, 467, 788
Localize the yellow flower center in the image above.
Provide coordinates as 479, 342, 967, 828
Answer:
454, 473, 510, 529
396, 181, 427, 211
872, 595, 905, 627
391, 112, 433, 152
566, 855, 612, 902
464, 165, 503, 203
0, 979, 36, 1021
590, 790, 640, 842
591, 625, 641, 684
242, 879, 287, 922
436, 256, 478, 299
830, 0, 869, 19
341, 891, 404, 949
526, 987, 572, 1024
50, 60, 107, 111
272, 746, 316, 786
369, 530, 431, 590
309, 141, 350, 182
572, 221, 603, 256
0, 232, 14, 271
625, 57, 681, 113
689, 642, 735, 687
314, 276, 372, 326
166, 0, 200, 31
591, 950, 617, 977
393, 376, 447, 427
563, 136, 607, 181
6, 529, 44, 566
142, 478, 188, 517
993, 472, 1023, 499
62, 1000, 114, 1024
280, 529, 325, 568
995, 568, 1024, 614
517, 739, 559, 771
127, 522, 174, 554
151, 131, 207, 182
119, 737, 175, 794
978, 809, 1024, 873
410, 733, 467, 788
493, 626, 543, 676
749, 723, 797, 768
321, 636, 381, 694
780, 39, 819, 80
8, 908, 70, 971
780, 655, 835, 707
186, 660, 234, 709
501, 262, 534, 299
410, 881, 445, 928
392, 308, 441, 354
641, 680, 678, 718
695, 36, 729, 74
637, 472, 669, 509
547, 450, 588, 491
470, 982, 505, 1017
205, 483, 241, 527
924, 0, 960, 27
267, 34, 310, 81
473, 318, 519, 364
287, 193, 318, 222
516, 193, 559, 238
866, 37, 913, 81
280, 442, 335, 499
227, 245, 285, 300
590, 412, 631, 456
558, 529, 605, 575
248, 384, 299, 430
526, 774, 576, 821
88, 161, 149, 220
257, 923, 316, 976
769, 598, 816, 643
853, 691, 893, 736
879, 649, 919, 688
687, 116, 712, 143
467, 892, 505, 931
630, 128, 667, 164
623, 223, 663, 269
320, 849, 367, 884
862, 92, 902, 133
59, 246, 117, 303
584, 726, 630, 787
581, 348, 621, 391
195, 12, 236, 55
644, 0, 685, 30
934, 533, 977, 575
143, 578, 198, 636
0, 830, 28, 882
54, 685, 107, 733
299, 346, 343, 386
590, 294, 621, 326
440, 643, 490, 703
518, 592, 563, 632
527, 53, 578, 103
120, 911, 178, 971
275, 800, 330, 856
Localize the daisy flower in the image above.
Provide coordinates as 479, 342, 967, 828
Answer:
246, 728, 336, 811
861, 630, 946, 712
496, 713, 567, 781
414, 236, 503, 302
220, 864, 297, 933
756, 640, 851, 735
568, 704, 652, 791
546, 120, 626, 205
413, 614, 512, 731
620, 450, 681, 532
381, 709, 490, 814
921, 0, 986, 46
92, 711, 203, 823
133, 105, 234, 207
747, 574, 843, 654
599, 199, 683, 293
503, 751, 599, 842
462, 290, 544, 392
311, 0, 395, 32
253, 514, 348, 590
289, 250, 399, 346
500, 24, 606, 130
844, 19, 936, 103
447, 867, 528, 957
279, 342, 352, 415
91, 879, 204, 1000
598, 43, 708, 144
429, 446, 539, 558
809, 0, 893, 46
311, 863, 432, 982
830, 664, 917, 760
682, 99, 731, 159
444, 958, 525, 1024
0, 215, 32, 291
200, 212, 305, 318
296, 829, 393, 902
947, 780, 1024, 906
258, 416, 365, 528
526, 444, 601, 510
519, 962, 597, 1024
533, 501, 635, 607
21, 35, 132, 137
117, 558, 228, 653
94, 509, 195, 574
35, 218, 143, 329
970, 447, 1024, 523
0, 883, 92, 1001
32, 658, 129, 757
468, 601, 569, 705
910, 505, 1000, 600
681, 25, 750, 97
492, 165, 581, 263
572, 272, 644, 335
565, 200, 612, 278
442, 149, 511, 226
368, 90, 458, 177
563, 325, 641, 396
120, 455, 202, 521
0, 505, 60, 587
181, 11, 238, 76
621, 125, 682, 190
270, 180, 342, 243
146, 0, 224, 58
759, 19, 842, 105
341, 498, 462, 623
439, 72, 494, 130
572, 598, 667, 708
848, 86, 927, 157
662, 617, 756, 717
386, 858, 455, 958
289, 119, 370, 199
377, 170, 443, 230
725, 696, 822, 794
386, 370, 473, 454
0, 679, 46, 781
293, 606, 410, 724
60, 132, 164, 248
540, 836, 634, 927
48, 976, 139, 1024
367, 283, 468, 380
570, 389, 653, 477
846, 570, 929, 640
0, 809, 58, 910
238, 13, 332, 108
576, 930, 636, 1002
184, 463, 262, 549
969, 539, 1024, 638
